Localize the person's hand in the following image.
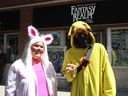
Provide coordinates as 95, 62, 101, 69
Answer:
66, 64, 77, 74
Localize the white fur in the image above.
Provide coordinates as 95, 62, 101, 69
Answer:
28, 25, 39, 39
41, 34, 54, 45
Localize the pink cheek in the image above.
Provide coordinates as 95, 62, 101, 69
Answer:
31, 47, 36, 52
40, 50, 44, 54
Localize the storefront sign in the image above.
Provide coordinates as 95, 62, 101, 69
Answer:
33, 1, 128, 27
71, 3, 96, 23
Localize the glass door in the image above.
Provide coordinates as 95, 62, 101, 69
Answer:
4, 33, 18, 64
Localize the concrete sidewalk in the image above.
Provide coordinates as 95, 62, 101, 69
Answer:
0, 86, 70, 96
1, 86, 128, 96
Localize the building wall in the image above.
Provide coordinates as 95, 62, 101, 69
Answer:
19, 7, 33, 56
0, 0, 72, 7
113, 67, 128, 89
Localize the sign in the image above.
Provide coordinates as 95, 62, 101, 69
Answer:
48, 46, 66, 73
71, 3, 96, 23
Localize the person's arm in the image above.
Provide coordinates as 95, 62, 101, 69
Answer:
102, 45, 116, 96
5, 65, 18, 96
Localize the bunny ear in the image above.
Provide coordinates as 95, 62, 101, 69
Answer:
44, 34, 54, 45
28, 25, 39, 39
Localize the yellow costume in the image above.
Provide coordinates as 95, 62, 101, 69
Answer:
61, 21, 116, 96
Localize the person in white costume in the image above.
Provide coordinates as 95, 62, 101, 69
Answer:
5, 25, 58, 96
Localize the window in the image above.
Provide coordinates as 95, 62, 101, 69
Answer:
5, 34, 18, 64
93, 30, 107, 48
50, 32, 61, 46
111, 29, 128, 66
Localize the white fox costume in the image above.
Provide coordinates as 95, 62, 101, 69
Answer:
5, 25, 57, 96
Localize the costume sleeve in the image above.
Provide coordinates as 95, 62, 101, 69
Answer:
61, 51, 77, 82
5, 65, 18, 96
102, 46, 116, 96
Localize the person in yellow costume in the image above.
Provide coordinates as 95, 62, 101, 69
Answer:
61, 21, 116, 96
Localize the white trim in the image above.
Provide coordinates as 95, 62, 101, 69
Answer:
107, 28, 112, 63
0, 0, 72, 10
60, 31, 66, 46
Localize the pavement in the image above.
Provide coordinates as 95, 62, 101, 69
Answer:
1, 85, 128, 96
0, 86, 70, 96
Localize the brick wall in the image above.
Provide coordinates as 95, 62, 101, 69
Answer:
19, 7, 33, 56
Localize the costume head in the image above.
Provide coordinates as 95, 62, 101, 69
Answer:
21, 25, 53, 69
68, 21, 95, 48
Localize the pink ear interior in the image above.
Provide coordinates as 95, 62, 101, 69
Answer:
45, 37, 51, 41
31, 28, 36, 36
